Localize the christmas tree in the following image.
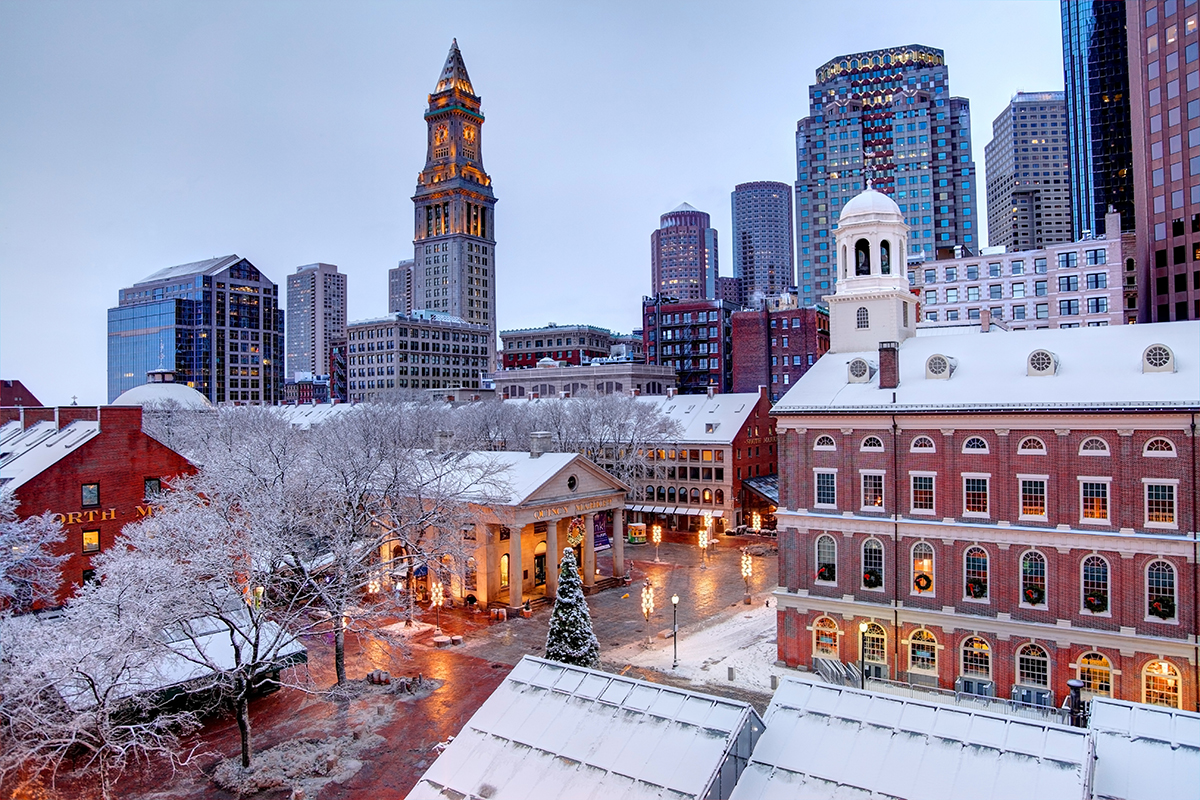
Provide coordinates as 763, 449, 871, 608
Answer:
543, 547, 600, 668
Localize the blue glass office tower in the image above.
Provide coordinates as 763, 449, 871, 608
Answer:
1062, 0, 1135, 237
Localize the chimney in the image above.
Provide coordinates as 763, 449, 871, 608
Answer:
666, 387, 677, 399
878, 341, 900, 389
1104, 206, 1121, 239
434, 429, 454, 453
706, 385, 715, 399
980, 308, 991, 332
529, 431, 551, 459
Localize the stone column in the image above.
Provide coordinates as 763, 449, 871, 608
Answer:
612, 508, 625, 577
508, 524, 524, 612
583, 513, 596, 588
547, 518, 560, 597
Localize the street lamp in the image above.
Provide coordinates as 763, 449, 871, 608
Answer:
431, 581, 445, 634
651, 524, 663, 563
858, 621, 868, 690
741, 550, 753, 604
671, 593, 680, 668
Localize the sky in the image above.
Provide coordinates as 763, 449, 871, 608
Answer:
0, 0, 1064, 406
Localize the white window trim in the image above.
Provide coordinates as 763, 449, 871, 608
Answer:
1078, 476, 1113, 526
1142, 438, 1177, 458
1080, 554, 1113, 618
962, 472, 991, 519
904, 629, 943, 674
1141, 661, 1183, 708
960, 637, 994, 681
1017, 436, 1047, 455
1071, 652, 1118, 699
1078, 437, 1111, 456
815, 535, 838, 584
962, 545, 990, 604
1142, 477, 1180, 529
910, 542, 936, 597
1017, 474, 1050, 522
1144, 559, 1179, 625
910, 436, 936, 453
961, 437, 990, 454
861, 538, 886, 593
813, 468, 838, 509
909, 470, 937, 516
859, 469, 887, 512
813, 436, 837, 451
1017, 548, 1049, 610
860, 436, 885, 453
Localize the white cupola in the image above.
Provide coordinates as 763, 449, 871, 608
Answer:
826, 187, 918, 354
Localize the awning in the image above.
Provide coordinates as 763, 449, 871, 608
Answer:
743, 474, 780, 505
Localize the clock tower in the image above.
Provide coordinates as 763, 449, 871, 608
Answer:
412, 40, 497, 368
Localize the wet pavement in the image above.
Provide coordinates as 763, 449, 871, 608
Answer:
30, 535, 777, 800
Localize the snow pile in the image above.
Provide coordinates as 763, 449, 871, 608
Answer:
211, 735, 373, 795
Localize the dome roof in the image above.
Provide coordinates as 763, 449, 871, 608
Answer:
112, 381, 212, 410
839, 189, 902, 221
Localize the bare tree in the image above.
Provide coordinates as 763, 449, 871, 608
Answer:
0, 491, 66, 614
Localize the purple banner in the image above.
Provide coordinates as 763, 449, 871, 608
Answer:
593, 511, 611, 552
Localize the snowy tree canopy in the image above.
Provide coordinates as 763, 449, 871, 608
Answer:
0, 490, 65, 612
543, 548, 600, 668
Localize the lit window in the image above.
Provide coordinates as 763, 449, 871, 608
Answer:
82, 530, 100, 555
1017, 643, 1049, 687
961, 637, 991, 677
1146, 483, 1177, 526
964, 476, 989, 515
1020, 478, 1047, 518
814, 616, 839, 658
911, 474, 934, 512
909, 629, 938, 672
1081, 481, 1110, 523
861, 473, 884, 508
1143, 661, 1181, 708
862, 622, 887, 663
912, 542, 934, 594
1078, 652, 1112, 699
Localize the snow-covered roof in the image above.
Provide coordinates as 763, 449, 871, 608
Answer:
773, 320, 1200, 414
409, 655, 763, 800
839, 188, 902, 221
453, 450, 626, 506
112, 381, 212, 411
271, 402, 359, 428
0, 420, 101, 493
729, 678, 1091, 800
669, 201, 700, 214
134, 255, 241, 285
1089, 698, 1200, 800
639, 390, 764, 445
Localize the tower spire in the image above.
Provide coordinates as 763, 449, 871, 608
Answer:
435, 39, 474, 95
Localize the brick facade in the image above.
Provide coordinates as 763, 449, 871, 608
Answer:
731, 305, 829, 401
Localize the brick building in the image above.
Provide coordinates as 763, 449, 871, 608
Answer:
500, 323, 616, 369
0, 380, 42, 408
642, 296, 736, 394
731, 296, 829, 401
493, 359, 674, 400
0, 404, 194, 606
772, 188, 1200, 712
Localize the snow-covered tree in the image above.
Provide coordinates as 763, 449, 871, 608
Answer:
0, 490, 65, 613
543, 548, 600, 668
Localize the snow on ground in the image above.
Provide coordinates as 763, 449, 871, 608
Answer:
380, 620, 437, 638
606, 595, 789, 697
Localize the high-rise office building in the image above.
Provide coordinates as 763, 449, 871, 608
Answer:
984, 92, 1074, 251
1126, 0, 1200, 322
107, 255, 284, 405
651, 203, 718, 301
411, 40, 498, 366
795, 45, 978, 306
731, 181, 795, 303
286, 262, 346, 380
1062, 0, 1135, 238
389, 259, 414, 315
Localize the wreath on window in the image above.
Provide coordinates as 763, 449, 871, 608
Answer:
816, 564, 836, 582
913, 572, 933, 592
862, 568, 883, 589
1149, 595, 1176, 620
567, 516, 586, 547
1022, 585, 1045, 606
1084, 593, 1108, 613
965, 578, 987, 599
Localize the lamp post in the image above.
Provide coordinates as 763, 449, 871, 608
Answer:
431, 580, 444, 634
858, 621, 868, 690
671, 593, 680, 668
741, 550, 753, 604
651, 524, 663, 563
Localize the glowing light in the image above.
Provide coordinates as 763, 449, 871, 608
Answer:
431, 581, 444, 608
641, 582, 655, 621
741, 551, 753, 581
651, 525, 662, 546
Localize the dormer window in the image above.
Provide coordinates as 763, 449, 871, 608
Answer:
1027, 349, 1058, 376
1142, 344, 1175, 373
925, 354, 955, 380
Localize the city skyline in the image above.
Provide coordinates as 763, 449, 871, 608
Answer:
0, 1, 1063, 404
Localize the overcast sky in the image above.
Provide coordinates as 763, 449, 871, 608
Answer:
0, 0, 1063, 406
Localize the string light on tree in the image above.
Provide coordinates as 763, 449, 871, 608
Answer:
741, 550, 753, 604
641, 580, 655, 626
751, 511, 762, 532
430, 580, 444, 634
699, 513, 712, 570
651, 524, 663, 563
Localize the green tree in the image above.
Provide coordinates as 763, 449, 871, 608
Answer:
543, 548, 600, 668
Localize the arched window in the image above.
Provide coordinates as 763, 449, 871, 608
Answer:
856, 307, 870, 329
1018, 436, 1046, 454
1078, 652, 1112, 699
499, 553, 510, 589
964, 546, 988, 599
863, 622, 887, 664
862, 538, 884, 588
1079, 437, 1110, 455
1143, 437, 1177, 457
1020, 551, 1046, 606
702, 488, 713, 504
714, 488, 724, 504
678, 486, 688, 503
657, 486, 666, 501
961, 637, 991, 678
962, 436, 989, 453
1017, 643, 1049, 687
909, 629, 937, 672
880, 240, 891, 274
690, 487, 701, 504
912, 542, 934, 593
1143, 660, 1182, 708
910, 436, 935, 452
1082, 555, 1110, 614
813, 616, 839, 658
855, 238, 871, 275
816, 535, 837, 582
860, 436, 884, 452
667, 486, 676, 503
1147, 560, 1176, 620
645, 485, 654, 501
814, 435, 837, 451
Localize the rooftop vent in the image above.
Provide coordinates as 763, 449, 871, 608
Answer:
1027, 349, 1058, 377
925, 353, 957, 380
847, 358, 876, 384
1142, 343, 1175, 373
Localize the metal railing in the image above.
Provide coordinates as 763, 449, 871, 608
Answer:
863, 676, 1072, 725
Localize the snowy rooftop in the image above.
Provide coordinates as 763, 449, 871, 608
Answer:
0, 420, 101, 493
1089, 698, 1200, 800
134, 255, 241, 285
409, 655, 763, 800
452, 450, 626, 506
271, 402, 359, 428
773, 320, 1200, 414
639, 390, 764, 445
729, 678, 1091, 800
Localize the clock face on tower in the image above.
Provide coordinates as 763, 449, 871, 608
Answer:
434, 125, 449, 145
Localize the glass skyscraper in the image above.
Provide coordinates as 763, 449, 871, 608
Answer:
1062, 0, 1135, 237
794, 45, 978, 306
